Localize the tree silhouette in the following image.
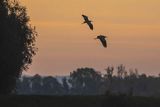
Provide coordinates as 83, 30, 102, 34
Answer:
42, 76, 63, 95
117, 64, 126, 78
69, 68, 102, 95
16, 76, 31, 94
42, 76, 55, 94
31, 74, 42, 94
0, 0, 37, 94
62, 77, 69, 94
15, 66, 160, 96
105, 66, 114, 95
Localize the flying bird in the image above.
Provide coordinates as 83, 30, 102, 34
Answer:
95, 35, 107, 48
82, 14, 93, 30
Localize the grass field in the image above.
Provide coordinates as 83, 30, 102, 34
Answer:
0, 95, 160, 107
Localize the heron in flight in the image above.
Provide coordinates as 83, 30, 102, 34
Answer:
95, 35, 107, 48
82, 14, 93, 30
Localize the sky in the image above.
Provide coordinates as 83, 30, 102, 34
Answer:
21, 0, 160, 76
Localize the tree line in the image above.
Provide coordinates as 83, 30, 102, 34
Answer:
16, 65, 160, 96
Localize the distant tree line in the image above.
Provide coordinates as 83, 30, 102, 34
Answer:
16, 65, 160, 96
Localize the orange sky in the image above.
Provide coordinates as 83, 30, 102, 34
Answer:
21, 0, 160, 76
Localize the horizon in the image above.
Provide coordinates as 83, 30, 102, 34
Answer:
21, 0, 160, 76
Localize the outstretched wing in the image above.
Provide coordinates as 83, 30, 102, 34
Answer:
87, 22, 93, 30
82, 15, 89, 21
99, 38, 107, 47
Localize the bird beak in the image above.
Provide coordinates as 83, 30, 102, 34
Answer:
94, 38, 97, 40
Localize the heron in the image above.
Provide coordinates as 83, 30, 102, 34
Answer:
82, 14, 93, 30
95, 35, 107, 48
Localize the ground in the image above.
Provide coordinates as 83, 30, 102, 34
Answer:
0, 95, 160, 107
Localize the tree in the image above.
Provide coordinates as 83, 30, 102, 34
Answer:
16, 76, 32, 94
42, 76, 63, 95
62, 77, 69, 94
104, 66, 114, 94
31, 74, 42, 94
42, 76, 54, 94
117, 64, 126, 78
69, 67, 102, 95
105, 66, 114, 80
0, 0, 37, 94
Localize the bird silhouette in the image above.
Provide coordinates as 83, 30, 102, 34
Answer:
95, 35, 107, 48
82, 14, 93, 30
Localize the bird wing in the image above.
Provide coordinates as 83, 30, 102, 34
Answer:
82, 15, 89, 21
87, 22, 93, 30
99, 38, 107, 47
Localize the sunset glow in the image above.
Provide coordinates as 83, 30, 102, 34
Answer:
21, 0, 160, 76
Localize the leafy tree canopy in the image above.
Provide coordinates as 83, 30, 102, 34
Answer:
0, 0, 37, 94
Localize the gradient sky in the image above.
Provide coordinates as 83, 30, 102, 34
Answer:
21, 0, 160, 76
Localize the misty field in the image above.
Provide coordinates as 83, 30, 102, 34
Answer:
0, 95, 160, 107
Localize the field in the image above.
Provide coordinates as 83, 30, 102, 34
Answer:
0, 95, 160, 107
